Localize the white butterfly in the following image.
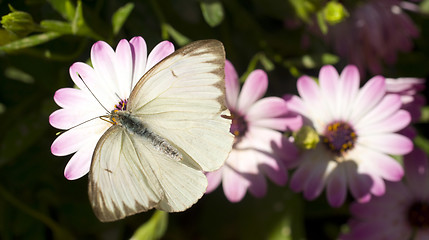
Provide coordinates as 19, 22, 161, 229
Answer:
88, 40, 233, 222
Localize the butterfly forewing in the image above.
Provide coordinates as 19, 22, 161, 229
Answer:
128, 39, 234, 172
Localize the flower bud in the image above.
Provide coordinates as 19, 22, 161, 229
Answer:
323, 1, 348, 25
294, 125, 320, 150
1, 6, 36, 36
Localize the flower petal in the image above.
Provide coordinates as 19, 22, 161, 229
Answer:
326, 163, 347, 207
319, 65, 339, 116
114, 39, 133, 97
130, 36, 148, 89
350, 76, 386, 122
205, 168, 223, 193
358, 133, 413, 155
236, 69, 268, 113
344, 161, 372, 201
246, 97, 302, 131
247, 172, 267, 198
337, 65, 360, 119
222, 152, 250, 202
355, 94, 402, 128
358, 109, 411, 136
64, 139, 98, 180
145, 41, 174, 72
225, 60, 240, 110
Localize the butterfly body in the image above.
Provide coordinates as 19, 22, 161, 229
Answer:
110, 110, 182, 162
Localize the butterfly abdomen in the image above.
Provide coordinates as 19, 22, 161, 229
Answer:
112, 111, 182, 161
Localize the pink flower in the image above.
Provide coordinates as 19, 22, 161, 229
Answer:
205, 60, 302, 202
386, 77, 426, 122
341, 148, 429, 240
325, 0, 419, 74
49, 37, 175, 180
285, 65, 413, 207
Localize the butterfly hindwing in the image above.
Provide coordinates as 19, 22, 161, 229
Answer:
128, 40, 234, 172
89, 125, 207, 222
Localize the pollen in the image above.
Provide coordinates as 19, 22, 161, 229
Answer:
114, 99, 128, 111
322, 121, 357, 156
230, 112, 247, 138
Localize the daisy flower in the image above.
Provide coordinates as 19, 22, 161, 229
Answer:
49, 37, 175, 180
324, 0, 419, 74
341, 148, 429, 240
205, 60, 302, 202
285, 65, 413, 207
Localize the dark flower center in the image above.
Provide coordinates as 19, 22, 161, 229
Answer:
408, 201, 429, 229
322, 121, 357, 156
230, 112, 247, 138
114, 99, 128, 111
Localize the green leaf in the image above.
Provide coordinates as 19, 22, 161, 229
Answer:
112, 3, 135, 35
46, 0, 76, 21
316, 11, 328, 35
420, 0, 429, 14
163, 24, 191, 46
130, 210, 168, 240
0, 32, 62, 52
40, 20, 72, 34
200, 1, 224, 27
415, 135, 429, 155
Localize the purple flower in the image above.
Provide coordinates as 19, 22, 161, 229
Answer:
341, 148, 429, 240
205, 60, 302, 202
285, 65, 413, 207
325, 0, 419, 74
49, 37, 175, 180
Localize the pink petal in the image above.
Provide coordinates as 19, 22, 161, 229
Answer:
247, 172, 267, 198
64, 140, 98, 180
345, 161, 373, 201
359, 133, 413, 155
355, 94, 402, 128
51, 121, 107, 156
259, 155, 288, 186
283, 94, 308, 119
222, 151, 250, 202
303, 160, 328, 200
205, 168, 223, 193
350, 76, 386, 122
358, 110, 411, 136
114, 39, 133, 97
130, 36, 148, 88
53, 88, 88, 109
337, 65, 360, 119
236, 69, 268, 113
326, 164, 347, 207
297, 75, 321, 107
246, 97, 302, 131
369, 174, 386, 196
358, 147, 404, 181
91, 41, 119, 98
225, 60, 240, 110
145, 41, 174, 72
319, 65, 339, 116
290, 159, 313, 192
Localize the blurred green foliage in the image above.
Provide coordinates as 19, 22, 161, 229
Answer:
0, 0, 428, 239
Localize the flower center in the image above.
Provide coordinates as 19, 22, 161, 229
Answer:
114, 99, 128, 111
408, 201, 429, 229
230, 112, 247, 138
322, 121, 357, 156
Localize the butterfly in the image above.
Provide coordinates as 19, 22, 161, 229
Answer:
87, 40, 234, 222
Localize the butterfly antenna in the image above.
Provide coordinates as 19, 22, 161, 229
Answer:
76, 73, 110, 114
57, 115, 110, 135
